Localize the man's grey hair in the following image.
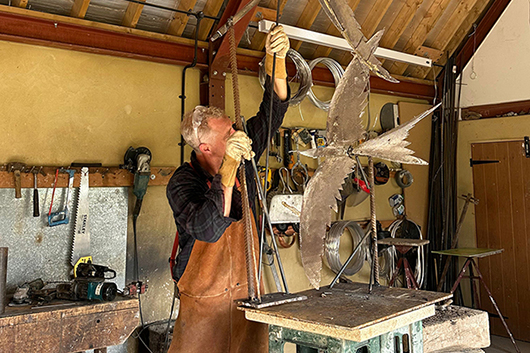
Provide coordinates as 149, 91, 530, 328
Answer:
181, 105, 226, 152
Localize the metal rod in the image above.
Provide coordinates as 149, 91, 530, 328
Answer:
121, 0, 219, 20
368, 157, 379, 289
242, 118, 289, 294
179, 13, 203, 166
0, 247, 7, 315
329, 229, 371, 288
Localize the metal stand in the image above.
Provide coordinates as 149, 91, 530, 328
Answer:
269, 321, 423, 353
451, 257, 520, 353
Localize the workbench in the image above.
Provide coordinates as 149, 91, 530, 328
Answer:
240, 283, 451, 353
0, 297, 139, 352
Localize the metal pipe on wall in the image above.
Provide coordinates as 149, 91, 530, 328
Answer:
0, 247, 7, 315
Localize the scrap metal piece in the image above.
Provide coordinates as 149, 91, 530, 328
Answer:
351, 103, 441, 164
327, 55, 369, 148
300, 156, 357, 289
317, 0, 398, 83
236, 292, 308, 309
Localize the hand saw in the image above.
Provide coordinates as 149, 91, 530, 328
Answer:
71, 167, 92, 276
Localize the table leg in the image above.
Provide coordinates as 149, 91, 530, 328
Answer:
450, 257, 472, 294
389, 258, 404, 287
403, 258, 419, 290
471, 259, 520, 353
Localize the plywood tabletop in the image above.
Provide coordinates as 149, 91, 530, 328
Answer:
432, 248, 504, 258
240, 283, 451, 342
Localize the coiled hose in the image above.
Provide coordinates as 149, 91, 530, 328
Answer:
307, 57, 344, 111
259, 48, 312, 106
388, 218, 425, 288
325, 221, 367, 276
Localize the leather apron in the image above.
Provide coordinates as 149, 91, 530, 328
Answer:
168, 218, 268, 353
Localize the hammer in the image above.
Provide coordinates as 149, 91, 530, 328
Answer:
8, 162, 26, 199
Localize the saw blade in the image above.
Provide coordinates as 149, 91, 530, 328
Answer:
71, 167, 90, 265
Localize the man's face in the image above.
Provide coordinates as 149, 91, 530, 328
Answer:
200, 116, 235, 159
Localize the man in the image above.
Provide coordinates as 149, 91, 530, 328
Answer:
166, 26, 290, 353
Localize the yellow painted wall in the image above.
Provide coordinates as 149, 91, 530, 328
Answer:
0, 39, 200, 328
0, 36, 430, 342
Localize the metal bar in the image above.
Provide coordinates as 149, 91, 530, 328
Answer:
0, 247, 7, 315
368, 157, 379, 287
471, 259, 521, 353
450, 257, 472, 294
329, 228, 372, 288
258, 20, 432, 67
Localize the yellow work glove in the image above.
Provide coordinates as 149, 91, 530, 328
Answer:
218, 131, 255, 187
265, 25, 289, 79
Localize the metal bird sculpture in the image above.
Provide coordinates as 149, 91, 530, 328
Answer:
299, 0, 441, 289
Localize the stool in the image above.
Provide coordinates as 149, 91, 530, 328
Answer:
378, 238, 429, 290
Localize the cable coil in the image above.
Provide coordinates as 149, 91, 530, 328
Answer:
388, 218, 425, 288
259, 48, 313, 106
325, 221, 367, 276
308, 57, 344, 111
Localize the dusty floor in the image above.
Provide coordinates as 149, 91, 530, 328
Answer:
485, 335, 530, 353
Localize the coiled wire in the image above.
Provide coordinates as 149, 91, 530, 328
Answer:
308, 57, 344, 111
259, 48, 312, 106
325, 221, 367, 276
388, 218, 425, 288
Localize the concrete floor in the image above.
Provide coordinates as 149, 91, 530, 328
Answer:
485, 335, 530, 353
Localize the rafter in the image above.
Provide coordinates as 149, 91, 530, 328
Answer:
122, 0, 146, 28
167, 0, 198, 36
386, 0, 453, 76
248, 0, 288, 51
197, 0, 224, 41
70, 0, 91, 18
311, 0, 361, 59
290, 0, 322, 51
411, 0, 483, 79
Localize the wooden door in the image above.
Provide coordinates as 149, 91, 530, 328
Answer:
471, 140, 530, 341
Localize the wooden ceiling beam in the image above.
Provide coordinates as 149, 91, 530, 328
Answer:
70, 0, 91, 18
0, 5, 435, 100
197, 0, 224, 41
410, 0, 479, 78
290, 0, 322, 51
122, 0, 146, 28
11, 0, 28, 8
248, 0, 288, 51
386, 0, 453, 76
167, 0, 198, 36
250, 6, 277, 22
311, 0, 360, 59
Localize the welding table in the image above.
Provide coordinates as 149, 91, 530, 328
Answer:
0, 297, 139, 352
240, 282, 451, 353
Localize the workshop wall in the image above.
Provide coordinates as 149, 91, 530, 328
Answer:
0, 39, 199, 330
0, 36, 431, 338
459, 0, 530, 107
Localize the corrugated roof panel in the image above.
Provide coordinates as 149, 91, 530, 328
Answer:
85, 0, 128, 26
25, 0, 72, 16
135, 0, 178, 33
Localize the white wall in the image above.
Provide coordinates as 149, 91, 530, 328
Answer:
460, 0, 530, 107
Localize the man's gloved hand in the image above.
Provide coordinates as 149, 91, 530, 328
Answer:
218, 131, 254, 187
265, 25, 289, 79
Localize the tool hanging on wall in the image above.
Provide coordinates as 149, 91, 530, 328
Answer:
31, 167, 44, 217
71, 167, 92, 274
8, 162, 26, 199
48, 168, 75, 227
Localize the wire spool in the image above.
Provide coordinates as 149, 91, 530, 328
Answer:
395, 169, 414, 188
325, 221, 367, 276
388, 218, 425, 288
373, 162, 390, 185
307, 57, 344, 111
259, 48, 312, 106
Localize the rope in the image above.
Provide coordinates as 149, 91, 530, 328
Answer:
228, 24, 260, 301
